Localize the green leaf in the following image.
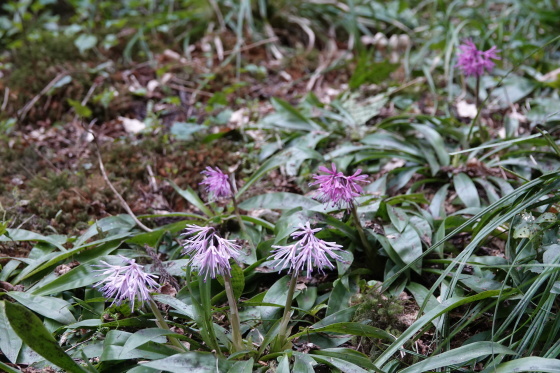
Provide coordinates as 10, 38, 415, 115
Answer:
493, 357, 560, 373
276, 354, 291, 373
383, 224, 423, 274
228, 358, 254, 373
453, 173, 481, 208
239, 192, 319, 210
399, 342, 515, 373
170, 122, 206, 140
121, 328, 186, 356
74, 33, 97, 54
311, 354, 374, 373
293, 352, 316, 373
311, 348, 378, 371
411, 124, 450, 167
387, 205, 409, 233
8, 291, 76, 324
31, 260, 98, 296
152, 294, 195, 319
67, 98, 92, 118
301, 322, 395, 341
4, 302, 88, 373
0, 301, 22, 363
140, 352, 234, 372
0, 229, 66, 251
168, 180, 213, 217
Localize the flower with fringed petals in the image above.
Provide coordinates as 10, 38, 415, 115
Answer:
182, 224, 242, 281
200, 166, 231, 199
309, 163, 368, 209
456, 40, 500, 78
93, 255, 159, 310
270, 222, 345, 278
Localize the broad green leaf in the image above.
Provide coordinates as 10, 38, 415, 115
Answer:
454, 173, 481, 208
260, 276, 296, 328
152, 294, 195, 319
311, 348, 377, 371
101, 330, 177, 361
67, 98, 92, 118
74, 33, 97, 53
74, 214, 136, 247
120, 328, 186, 355
228, 358, 254, 373
239, 192, 319, 210
293, 352, 316, 373
4, 302, 88, 373
311, 354, 371, 373
388, 205, 409, 233
276, 354, 291, 373
140, 352, 234, 372
31, 261, 98, 296
297, 287, 317, 311
327, 277, 355, 316
1, 229, 66, 251
8, 291, 76, 324
429, 184, 449, 218
0, 301, 22, 363
493, 356, 560, 373
14, 233, 130, 284
168, 180, 213, 217
300, 322, 395, 342
400, 342, 515, 373
384, 224, 422, 274
411, 124, 450, 167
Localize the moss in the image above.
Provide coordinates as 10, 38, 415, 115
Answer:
350, 282, 406, 359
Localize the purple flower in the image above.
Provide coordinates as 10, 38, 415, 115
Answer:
456, 40, 500, 78
270, 222, 345, 278
200, 167, 232, 199
93, 255, 159, 310
182, 224, 242, 280
309, 163, 368, 209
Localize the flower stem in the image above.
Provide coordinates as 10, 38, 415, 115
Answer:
351, 205, 377, 265
199, 278, 223, 356
229, 174, 254, 248
223, 275, 244, 352
466, 76, 481, 143
277, 274, 298, 344
148, 298, 188, 352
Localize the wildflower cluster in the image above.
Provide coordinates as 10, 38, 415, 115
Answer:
182, 224, 241, 280
456, 40, 500, 78
310, 163, 368, 209
271, 222, 345, 278
93, 255, 159, 310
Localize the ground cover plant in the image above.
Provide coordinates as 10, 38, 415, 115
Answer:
1, 0, 560, 372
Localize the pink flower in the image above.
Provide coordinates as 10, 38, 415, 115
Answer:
93, 255, 159, 310
270, 222, 345, 278
456, 40, 500, 78
309, 163, 368, 209
200, 166, 231, 199
182, 225, 242, 280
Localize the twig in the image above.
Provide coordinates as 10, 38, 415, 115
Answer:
92, 133, 153, 233
18, 72, 67, 120
222, 37, 279, 56
1, 87, 9, 112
